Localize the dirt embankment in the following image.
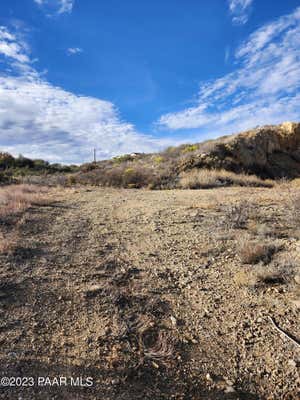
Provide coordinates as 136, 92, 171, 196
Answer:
180, 122, 300, 178
0, 187, 299, 399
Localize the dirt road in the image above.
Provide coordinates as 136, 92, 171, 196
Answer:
0, 187, 299, 399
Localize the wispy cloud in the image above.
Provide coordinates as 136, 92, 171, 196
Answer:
67, 47, 82, 56
33, 0, 74, 15
158, 6, 300, 137
0, 26, 168, 163
228, 0, 254, 25
0, 26, 30, 64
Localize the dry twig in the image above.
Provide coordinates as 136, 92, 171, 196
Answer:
268, 316, 300, 348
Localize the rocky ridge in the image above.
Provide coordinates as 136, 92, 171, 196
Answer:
180, 122, 300, 178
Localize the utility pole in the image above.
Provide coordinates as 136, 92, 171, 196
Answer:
93, 148, 96, 163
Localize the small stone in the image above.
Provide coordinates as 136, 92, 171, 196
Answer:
294, 275, 300, 284
291, 299, 300, 309
170, 316, 177, 327
225, 379, 234, 386
206, 373, 212, 382
288, 359, 296, 368
224, 386, 236, 393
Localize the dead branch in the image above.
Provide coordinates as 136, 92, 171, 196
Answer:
268, 316, 300, 348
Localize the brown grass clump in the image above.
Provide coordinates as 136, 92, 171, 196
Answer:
288, 191, 300, 232
234, 269, 256, 287
248, 222, 274, 237
0, 184, 48, 218
237, 236, 278, 265
257, 252, 300, 286
221, 201, 254, 229
178, 169, 272, 189
0, 231, 18, 254
0, 184, 50, 254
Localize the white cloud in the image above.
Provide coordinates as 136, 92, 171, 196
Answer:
57, 0, 74, 14
158, 6, 300, 136
228, 0, 254, 25
34, 0, 74, 15
0, 26, 30, 64
0, 26, 168, 164
67, 47, 82, 56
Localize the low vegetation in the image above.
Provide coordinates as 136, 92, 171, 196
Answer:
0, 184, 50, 254
178, 169, 272, 190
0, 152, 78, 184
2, 122, 300, 190
221, 201, 254, 230
0, 184, 48, 219
237, 236, 278, 265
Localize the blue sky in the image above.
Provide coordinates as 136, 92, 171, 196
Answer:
0, 0, 300, 163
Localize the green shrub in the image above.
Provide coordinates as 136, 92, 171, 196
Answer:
113, 154, 134, 164
182, 144, 198, 153
154, 156, 164, 164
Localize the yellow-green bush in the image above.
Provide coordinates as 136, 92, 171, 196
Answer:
154, 156, 164, 164
182, 144, 198, 153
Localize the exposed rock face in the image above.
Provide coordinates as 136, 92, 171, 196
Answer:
180, 122, 300, 178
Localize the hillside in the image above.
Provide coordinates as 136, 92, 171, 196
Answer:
2, 122, 300, 189
179, 122, 300, 178
75, 122, 300, 188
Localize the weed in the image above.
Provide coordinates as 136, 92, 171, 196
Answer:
237, 236, 278, 264
179, 169, 272, 190
222, 201, 254, 230
0, 184, 49, 219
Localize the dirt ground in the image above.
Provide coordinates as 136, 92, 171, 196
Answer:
0, 186, 299, 399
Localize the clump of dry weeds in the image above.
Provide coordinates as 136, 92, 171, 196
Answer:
237, 236, 278, 265
254, 252, 300, 287
179, 169, 273, 189
0, 184, 48, 218
0, 231, 18, 254
221, 201, 254, 230
0, 184, 49, 254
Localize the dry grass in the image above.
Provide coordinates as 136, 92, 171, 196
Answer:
178, 169, 273, 189
237, 236, 278, 265
289, 191, 300, 233
248, 222, 274, 237
234, 269, 256, 287
254, 253, 299, 287
0, 231, 18, 254
0, 184, 50, 254
221, 201, 254, 229
0, 184, 48, 218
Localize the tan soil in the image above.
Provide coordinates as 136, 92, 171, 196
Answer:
0, 187, 299, 399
